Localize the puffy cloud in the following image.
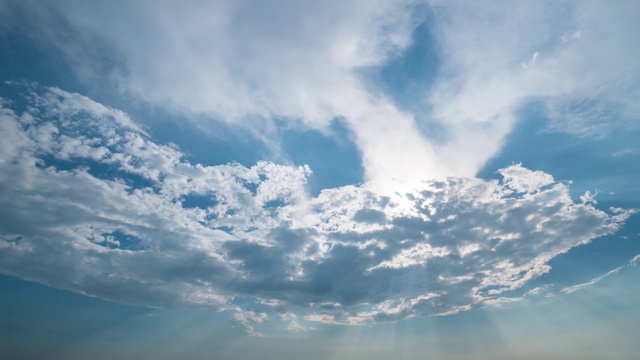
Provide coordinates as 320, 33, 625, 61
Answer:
499, 164, 554, 194
0, 85, 634, 327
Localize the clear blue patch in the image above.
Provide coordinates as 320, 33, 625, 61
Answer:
0, 274, 145, 341
0, 274, 242, 358
98, 230, 146, 251
215, 225, 233, 234
280, 118, 364, 195
360, 17, 441, 114
142, 113, 273, 169
360, 16, 450, 144
181, 194, 219, 209
239, 178, 260, 196
0, 5, 126, 110
263, 199, 286, 210
0, 26, 77, 93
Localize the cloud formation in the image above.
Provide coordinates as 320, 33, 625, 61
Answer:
3, 1, 638, 193
0, 85, 634, 331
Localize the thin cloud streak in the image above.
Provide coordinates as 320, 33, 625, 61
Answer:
561, 254, 640, 294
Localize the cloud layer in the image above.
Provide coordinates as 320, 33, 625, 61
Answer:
0, 85, 633, 331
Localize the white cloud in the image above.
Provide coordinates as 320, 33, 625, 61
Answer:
483, 296, 525, 308
1, 0, 433, 192
499, 163, 555, 194
368, 243, 450, 271
3, 1, 637, 195
423, 0, 640, 174
0, 85, 635, 327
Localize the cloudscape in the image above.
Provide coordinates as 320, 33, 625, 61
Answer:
1, 1, 639, 359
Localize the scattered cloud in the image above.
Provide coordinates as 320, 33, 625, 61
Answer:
0, 85, 635, 327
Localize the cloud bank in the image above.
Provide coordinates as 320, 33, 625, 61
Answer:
0, 85, 634, 331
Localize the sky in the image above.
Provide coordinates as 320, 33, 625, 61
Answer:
0, 1, 639, 359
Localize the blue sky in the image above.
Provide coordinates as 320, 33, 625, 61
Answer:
1, 1, 639, 359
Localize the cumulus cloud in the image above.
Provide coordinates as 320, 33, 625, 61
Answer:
0, 85, 634, 327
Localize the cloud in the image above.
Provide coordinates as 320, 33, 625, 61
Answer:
283, 313, 315, 332
232, 308, 268, 337
3, 1, 638, 194
498, 164, 555, 194
0, 0, 436, 193
0, 85, 635, 327
423, 1, 640, 177
561, 267, 623, 294
560, 254, 640, 295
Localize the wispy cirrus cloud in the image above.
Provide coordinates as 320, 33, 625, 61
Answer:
0, 85, 634, 333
